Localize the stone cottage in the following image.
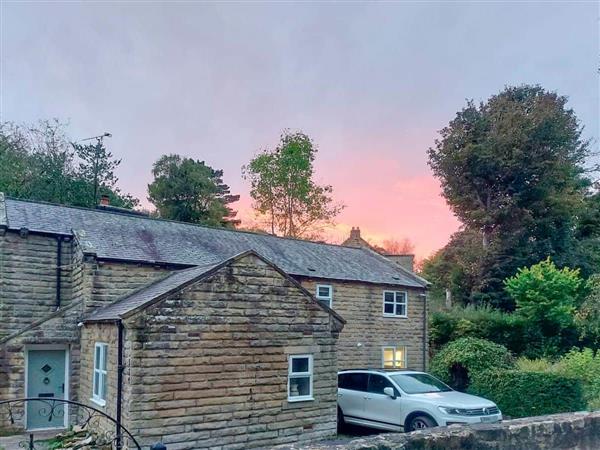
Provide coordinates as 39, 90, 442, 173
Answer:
0, 194, 428, 448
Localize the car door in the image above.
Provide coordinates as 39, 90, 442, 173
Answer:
363, 374, 402, 430
337, 372, 368, 420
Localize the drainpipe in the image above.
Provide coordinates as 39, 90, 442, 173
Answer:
420, 293, 428, 371
55, 237, 62, 310
116, 320, 124, 449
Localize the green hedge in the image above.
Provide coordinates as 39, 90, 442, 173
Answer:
429, 307, 543, 357
429, 306, 580, 358
469, 370, 586, 418
430, 337, 514, 390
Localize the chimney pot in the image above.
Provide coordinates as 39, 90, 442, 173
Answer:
350, 227, 361, 239
100, 195, 110, 206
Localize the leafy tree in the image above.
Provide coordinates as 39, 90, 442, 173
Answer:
429, 85, 589, 248
243, 131, 344, 238
426, 85, 594, 309
420, 229, 486, 307
0, 120, 138, 208
72, 138, 121, 207
505, 258, 583, 352
147, 154, 239, 226
576, 274, 600, 348
0, 123, 32, 198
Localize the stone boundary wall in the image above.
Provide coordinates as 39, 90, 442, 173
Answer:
276, 411, 600, 450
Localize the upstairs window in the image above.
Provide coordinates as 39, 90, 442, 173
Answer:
382, 346, 407, 369
92, 343, 108, 406
316, 284, 333, 308
288, 355, 313, 402
383, 291, 408, 317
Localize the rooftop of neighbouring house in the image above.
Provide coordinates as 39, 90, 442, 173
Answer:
0, 193, 428, 288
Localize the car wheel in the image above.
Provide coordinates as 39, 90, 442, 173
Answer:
337, 407, 345, 430
408, 415, 436, 431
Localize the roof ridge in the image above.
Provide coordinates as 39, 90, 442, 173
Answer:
3, 194, 360, 251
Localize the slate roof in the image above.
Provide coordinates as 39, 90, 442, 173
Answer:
1, 195, 428, 288
85, 250, 347, 324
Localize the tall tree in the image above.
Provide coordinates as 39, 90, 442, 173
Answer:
429, 85, 589, 249
72, 138, 121, 207
0, 120, 138, 208
243, 131, 344, 238
426, 85, 593, 309
147, 154, 239, 226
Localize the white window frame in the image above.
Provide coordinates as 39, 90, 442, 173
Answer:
382, 346, 407, 369
92, 343, 108, 406
382, 290, 408, 318
315, 284, 333, 308
287, 354, 314, 402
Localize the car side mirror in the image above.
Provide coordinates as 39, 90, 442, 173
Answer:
383, 387, 396, 399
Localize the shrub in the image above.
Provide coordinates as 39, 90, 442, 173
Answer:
515, 357, 552, 372
429, 306, 543, 357
430, 337, 513, 391
469, 370, 586, 418
505, 258, 582, 334
554, 348, 600, 410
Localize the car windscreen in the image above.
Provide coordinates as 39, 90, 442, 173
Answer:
389, 373, 452, 394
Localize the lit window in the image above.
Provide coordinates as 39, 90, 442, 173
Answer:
382, 346, 407, 368
288, 355, 313, 402
92, 343, 108, 406
383, 291, 408, 317
316, 284, 333, 308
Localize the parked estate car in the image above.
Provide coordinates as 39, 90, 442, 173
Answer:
337, 369, 502, 432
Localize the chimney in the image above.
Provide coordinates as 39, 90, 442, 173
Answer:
350, 227, 361, 240
386, 254, 415, 272
99, 194, 110, 206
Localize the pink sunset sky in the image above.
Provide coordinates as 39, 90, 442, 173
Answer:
2, 2, 598, 260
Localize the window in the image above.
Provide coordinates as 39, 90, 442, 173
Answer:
338, 372, 368, 391
382, 346, 407, 369
316, 284, 333, 308
288, 355, 313, 402
367, 374, 398, 396
383, 291, 408, 317
92, 343, 108, 406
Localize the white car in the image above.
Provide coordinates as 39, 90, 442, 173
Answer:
337, 369, 502, 432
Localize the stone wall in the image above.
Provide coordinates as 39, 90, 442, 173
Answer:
86, 260, 170, 311
0, 231, 74, 339
0, 228, 170, 432
299, 279, 426, 371
277, 411, 600, 450
121, 254, 340, 449
78, 322, 125, 435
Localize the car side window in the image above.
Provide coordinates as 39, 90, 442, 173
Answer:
368, 374, 397, 395
339, 373, 368, 391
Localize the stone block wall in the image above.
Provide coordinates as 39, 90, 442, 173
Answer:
121, 254, 340, 449
78, 323, 123, 434
86, 260, 170, 311
299, 279, 426, 370
0, 232, 75, 339
276, 411, 600, 450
